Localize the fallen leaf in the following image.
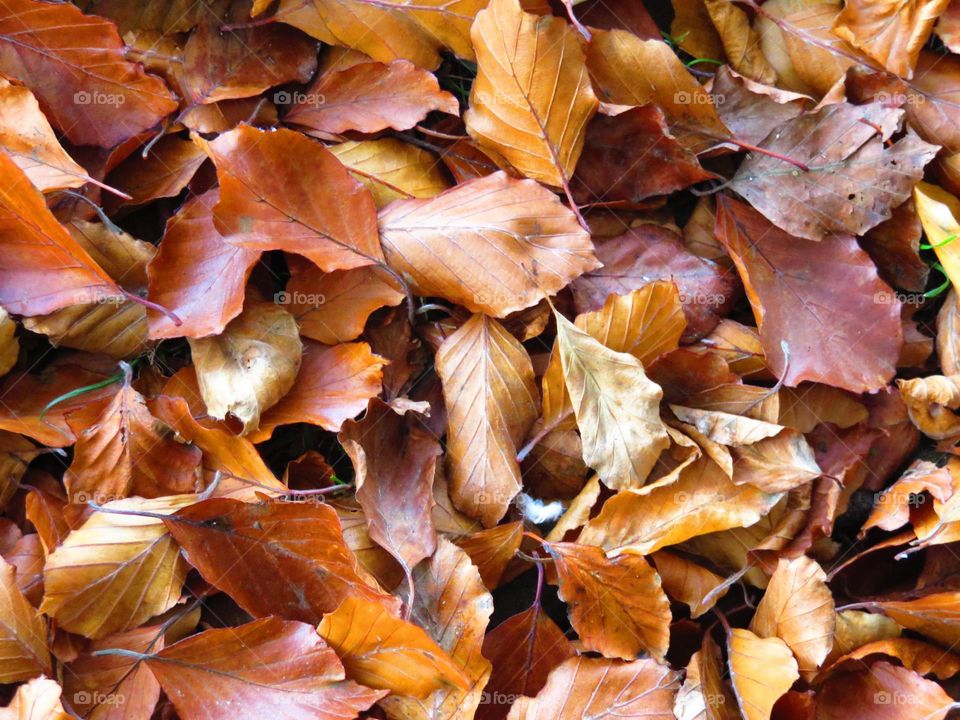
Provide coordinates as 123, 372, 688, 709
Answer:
717, 195, 903, 392
204, 125, 385, 270
341, 398, 440, 574
318, 595, 468, 697
0, 556, 49, 683
507, 655, 680, 720
545, 541, 672, 660
146, 190, 261, 340
554, 310, 670, 489
250, 339, 385, 440
145, 617, 385, 720
832, 0, 948, 77
750, 555, 835, 681
0, 0, 177, 147
435, 313, 538, 526
378, 171, 599, 317
188, 300, 302, 433
286, 60, 458, 135
727, 628, 799, 720
329, 138, 449, 206
465, 0, 598, 187
0, 677, 68, 720
41, 495, 192, 639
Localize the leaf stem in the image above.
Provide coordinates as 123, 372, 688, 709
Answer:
727, 138, 810, 172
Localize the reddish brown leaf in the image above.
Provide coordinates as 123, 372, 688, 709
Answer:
163, 497, 401, 623
145, 617, 385, 720
286, 60, 458, 135
716, 195, 902, 392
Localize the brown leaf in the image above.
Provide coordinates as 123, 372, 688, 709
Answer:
816, 661, 954, 720
318, 595, 469, 698
873, 591, 960, 646
832, 0, 948, 77
436, 313, 538, 526
105, 135, 208, 210
729, 102, 938, 241
0, 556, 49, 683
704, 0, 777, 83
204, 125, 384, 270
146, 190, 260, 340
750, 555, 835, 681
479, 604, 575, 720
287, 60, 458, 135
145, 617, 385, 720
41, 495, 192, 639
379, 172, 599, 317
65, 371, 200, 504
167, 497, 400, 623
182, 5, 317, 104
64, 625, 162, 720
571, 225, 734, 341
545, 541, 671, 660
0, 78, 89, 193
711, 66, 812, 146
579, 456, 782, 554
727, 628, 799, 720
507, 655, 680, 720
250, 339, 385, 440
0, 0, 176, 147
454, 522, 523, 590
0, 151, 120, 317
651, 551, 733, 619
340, 398, 440, 573
716, 195, 903, 393
285, 257, 403, 345
585, 29, 730, 152
188, 300, 302, 433
464, 0, 598, 187
380, 538, 494, 720
329, 138, 450, 207
22, 222, 154, 360
571, 106, 716, 206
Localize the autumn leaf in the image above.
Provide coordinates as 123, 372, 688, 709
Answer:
41, 495, 193, 639
435, 313, 538, 526
203, 125, 385, 270
0, 557, 49, 683
0, 151, 121, 317
0, 0, 177, 147
145, 617, 385, 720
317, 595, 469, 697
507, 656, 680, 720
727, 628, 799, 720
0, 677, 69, 720
716, 195, 903, 393
340, 398, 440, 574
163, 497, 400, 623
554, 310, 670, 489
286, 60, 458, 135
188, 300, 302, 433
378, 172, 599, 316
464, 0, 598, 189
750, 555, 835, 681
544, 541, 671, 661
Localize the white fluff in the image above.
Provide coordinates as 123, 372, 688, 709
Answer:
516, 493, 565, 525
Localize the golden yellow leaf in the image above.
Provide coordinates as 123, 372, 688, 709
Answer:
41, 495, 193, 639
329, 139, 449, 207
0, 557, 49, 683
555, 310, 670, 489
727, 628, 799, 720
750, 556, 835, 681
465, 0, 598, 187
435, 314, 538, 526
318, 595, 468, 698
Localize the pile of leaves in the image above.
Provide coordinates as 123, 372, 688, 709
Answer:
6, 0, 960, 717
